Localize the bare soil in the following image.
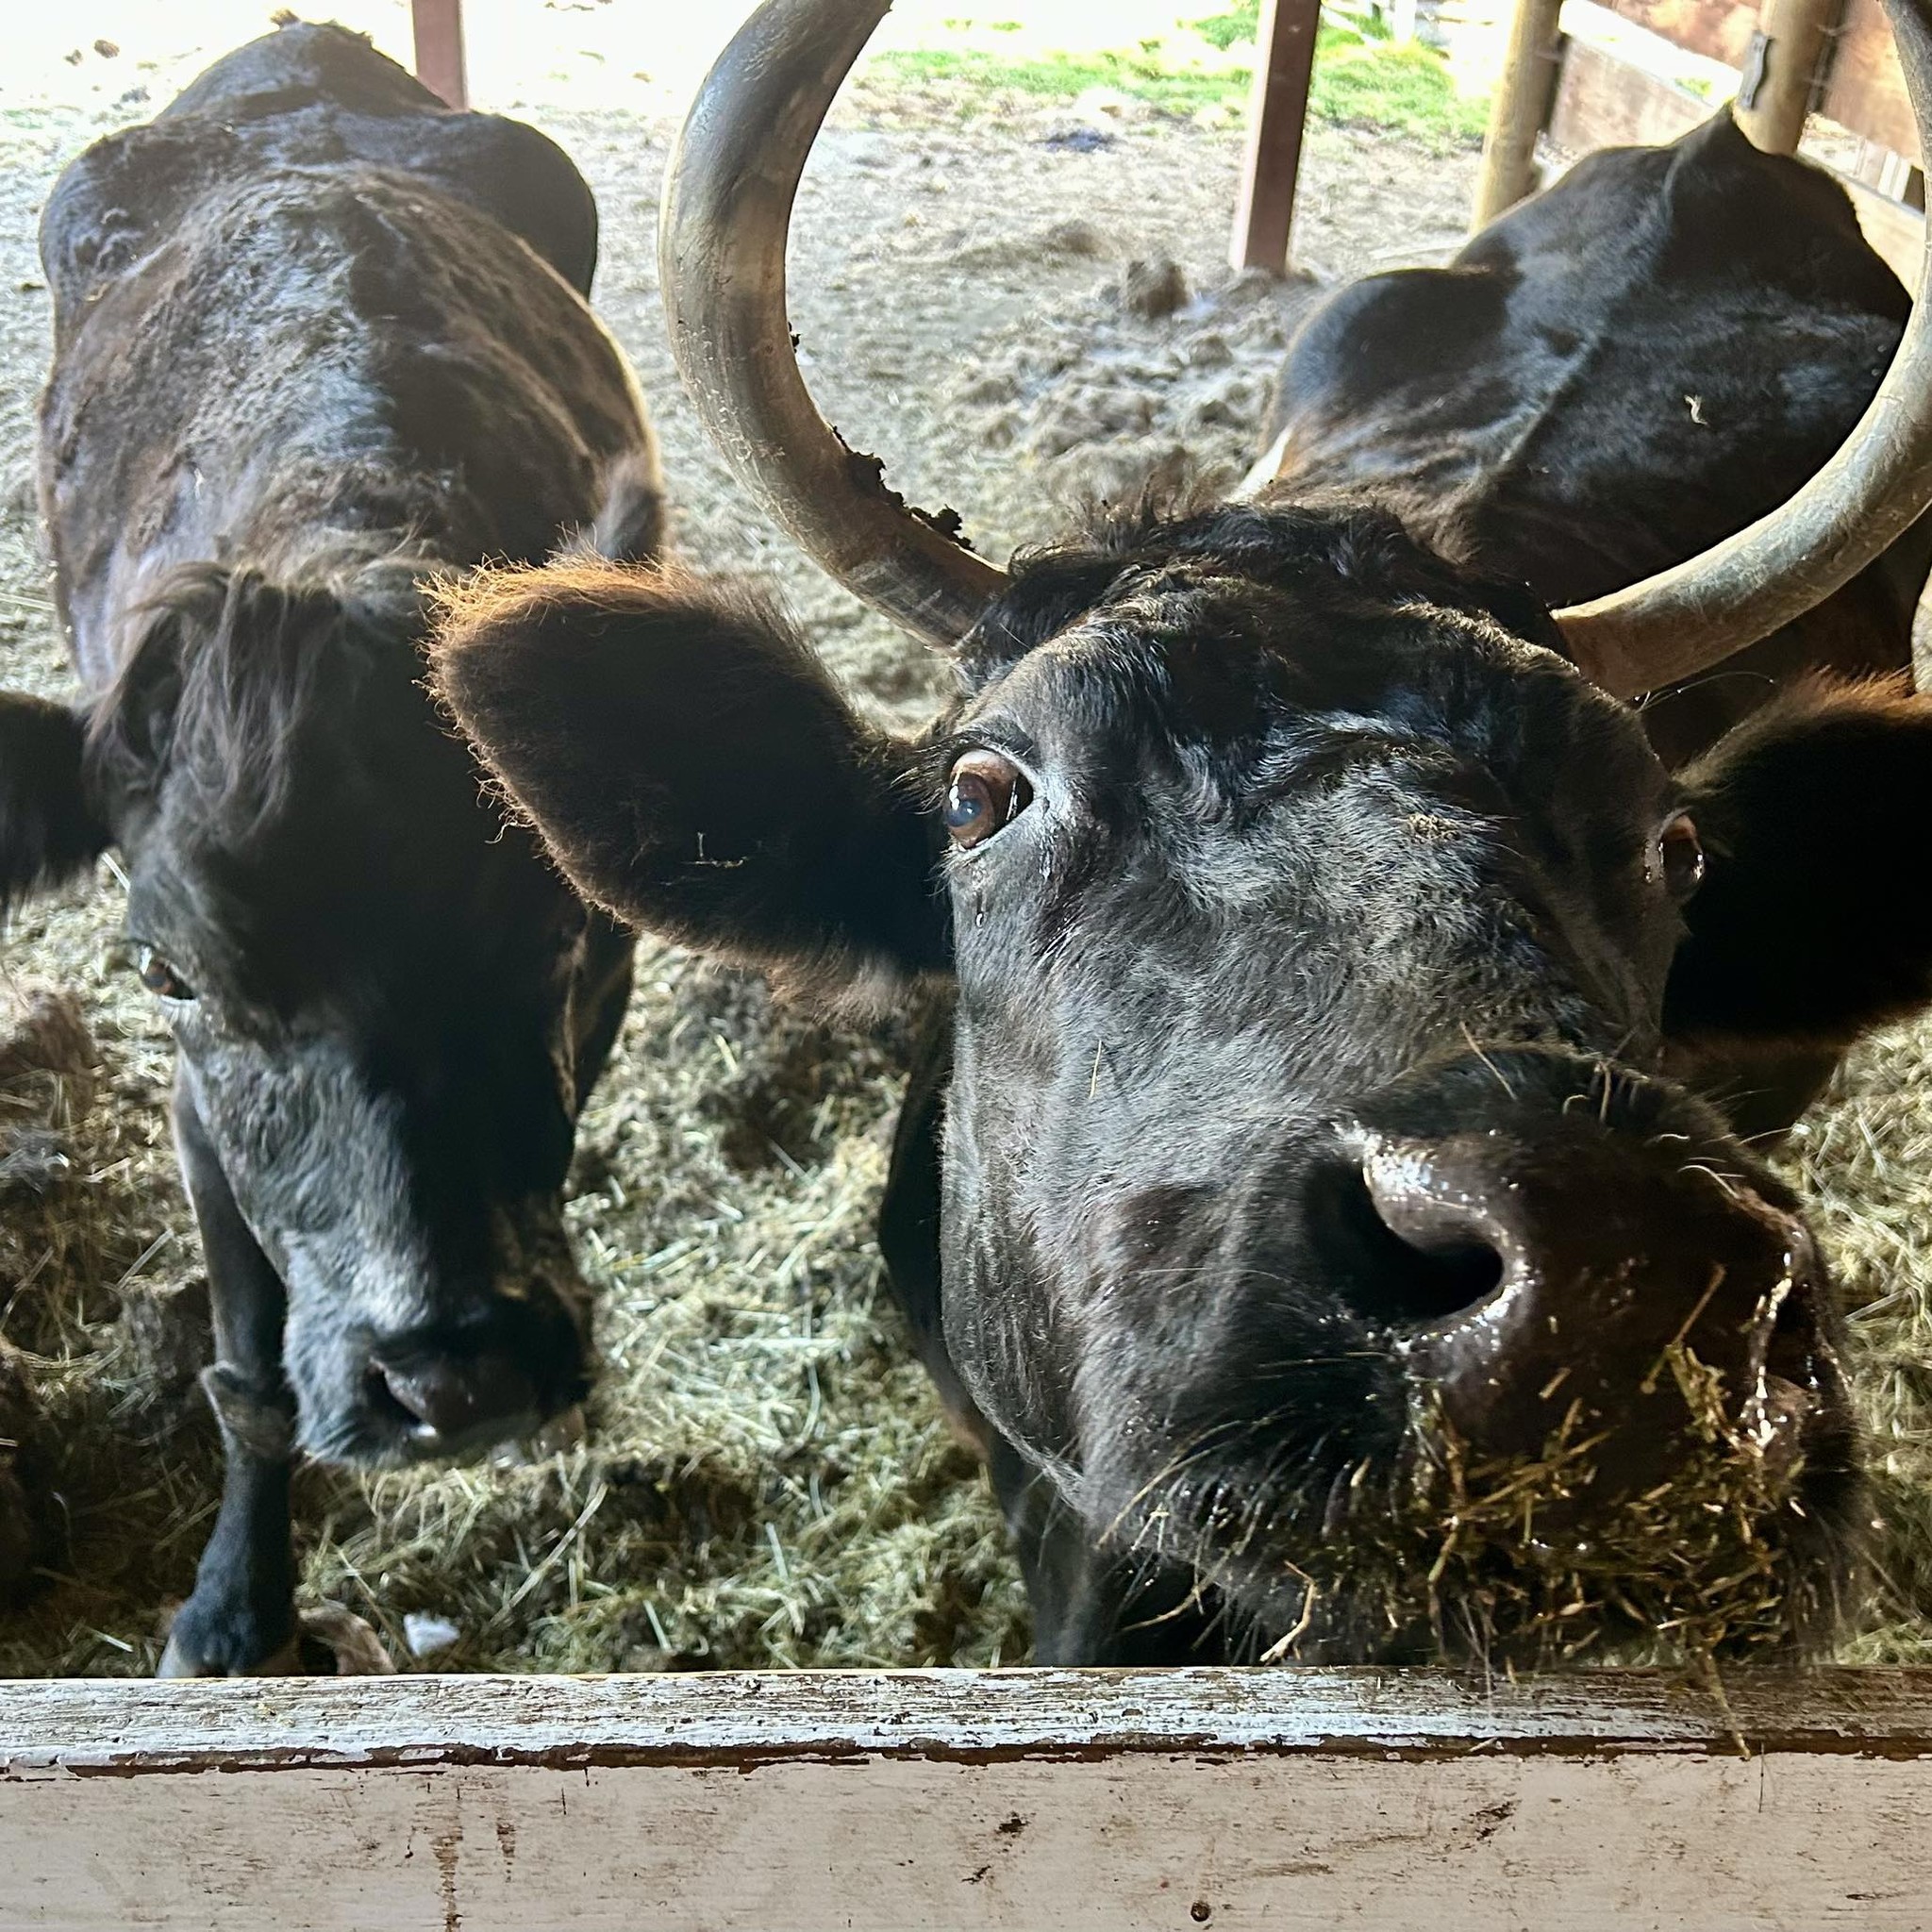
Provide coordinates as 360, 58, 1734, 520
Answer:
1, 75, 1928, 1675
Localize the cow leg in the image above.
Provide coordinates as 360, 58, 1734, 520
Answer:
157, 1082, 305, 1677
570, 913, 634, 1108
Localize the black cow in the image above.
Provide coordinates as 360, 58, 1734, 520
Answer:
0, 24, 657, 1674
434, 8, 1932, 1667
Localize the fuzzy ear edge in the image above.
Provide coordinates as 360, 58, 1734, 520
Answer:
428, 558, 949, 1003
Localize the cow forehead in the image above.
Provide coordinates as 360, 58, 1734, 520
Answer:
958, 585, 1640, 786
125, 750, 575, 1023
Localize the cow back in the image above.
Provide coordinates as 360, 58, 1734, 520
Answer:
40, 21, 598, 330
1268, 112, 1928, 760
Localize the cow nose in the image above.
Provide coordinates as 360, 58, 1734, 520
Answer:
373, 1352, 539, 1446
1357, 1129, 1830, 1479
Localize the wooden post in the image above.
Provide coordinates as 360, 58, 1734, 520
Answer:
411, 0, 468, 109
1472, 0, 1564, 226
1734, 0, 1844, 154
1229, 0, 1324, 274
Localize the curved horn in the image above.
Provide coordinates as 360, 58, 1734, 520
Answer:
659, 0, 1008, 648
1557, 0, 1932, 697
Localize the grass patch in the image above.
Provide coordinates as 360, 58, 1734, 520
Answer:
874, 45, 1247, 118
1191, 0, 1262, 51
1313, 32, 1491, 146
870, 20, 1490, 151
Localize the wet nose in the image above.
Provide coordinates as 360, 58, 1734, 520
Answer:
1357, 1127, 1828, 1477
373, 1350, 540, 1446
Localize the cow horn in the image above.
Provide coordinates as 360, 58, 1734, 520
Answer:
1557, 0, 1932, 697
658, 0, 1008, 648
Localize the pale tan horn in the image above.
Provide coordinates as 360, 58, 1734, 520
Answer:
1557, 0, 1932, 697
658, 0, 1007, 649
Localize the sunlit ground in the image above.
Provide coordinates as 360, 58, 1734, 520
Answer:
0, 0, 1491, 118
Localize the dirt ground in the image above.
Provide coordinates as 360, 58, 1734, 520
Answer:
2, 48, 1931, 1675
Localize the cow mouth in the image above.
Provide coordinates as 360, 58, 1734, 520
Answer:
1199, 1320, 1862, 1669
1092, 1137, 1864, 1667
349, 1370, 587, 1469
1374, 1367, 1849, 1667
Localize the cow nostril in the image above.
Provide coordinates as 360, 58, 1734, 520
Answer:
1356, 1143, 1508, 1322
369, 1353, 537, 1444
1307, 1150, 1506, 1324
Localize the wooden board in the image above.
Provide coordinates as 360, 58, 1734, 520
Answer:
1824, 0, 1921, 158
1844, 169, 1926, 277
1599, 0, 1764, 67
410, 0, 468, 109
1229, 0, 1324, 270
8, 1668, 1932, 1929
1598, 0, 1919, 154
1547, 37, 1710, 152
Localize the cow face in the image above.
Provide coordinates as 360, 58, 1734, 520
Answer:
430, 512, 1932, 1663
0, 565, 625, 1467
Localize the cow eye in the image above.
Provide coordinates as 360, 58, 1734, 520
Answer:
134, 945, 195, 1002
1658, 813, 1704, 902
944, 749, 1033, 850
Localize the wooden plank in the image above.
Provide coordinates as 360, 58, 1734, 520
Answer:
1844, 168, 1926, 277
411, 0, 468, 109
8, 1670, 1932, 1929
1848, 136, 1920, 196
1546, 36, 1709, 153
1474, 0, 1568, 221
1733, 0, 1841, 152
1823, 0, 1919, 158
1229, 0, 1324, 272
1599, 0, 1762, 70
1602, 0, 1917, 154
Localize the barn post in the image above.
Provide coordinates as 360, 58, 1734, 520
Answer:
1229, 0, 1324, 273
1734, 0, 1845, 153
411, 0, 469, 109
1471, 0, 1564, 225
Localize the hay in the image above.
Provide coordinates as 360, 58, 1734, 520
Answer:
1254, 1374, 1819, 1672
1783, 1024, 1932, 1665
0, 925, 1029, 1675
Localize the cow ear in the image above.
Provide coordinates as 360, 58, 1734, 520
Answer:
0, 691, 109, 914
1663, 678, 1932, 1053
427, 560, 947, 1000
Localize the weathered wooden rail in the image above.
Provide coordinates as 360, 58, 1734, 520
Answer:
5, 1667, 1932, 1928
1480, 0, 1928, 278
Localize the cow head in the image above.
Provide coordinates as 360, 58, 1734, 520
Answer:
431, 510, 1932, 1660
0, 562, 626, 1466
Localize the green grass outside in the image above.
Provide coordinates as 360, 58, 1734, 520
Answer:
872, 7, 1491, 151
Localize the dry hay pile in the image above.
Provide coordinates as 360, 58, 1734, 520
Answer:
0, 91, 1930, 1677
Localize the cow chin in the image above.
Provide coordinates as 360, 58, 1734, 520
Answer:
279, 1207, 592, 1471
1096, 1326, 1865, 1671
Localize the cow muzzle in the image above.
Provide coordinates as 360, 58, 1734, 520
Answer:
1358, 1118, 1838, 1513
